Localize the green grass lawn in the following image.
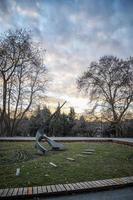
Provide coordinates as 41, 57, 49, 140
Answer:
0, 141, 133, 188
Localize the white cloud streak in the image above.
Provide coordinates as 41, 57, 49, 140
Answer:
0, 0, 133, 113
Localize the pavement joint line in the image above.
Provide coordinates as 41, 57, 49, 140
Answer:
63, 184, 72, 191
101, 179, 113, 186
58, 184, 67, 192
67, 184, 75, 191
80, 182, 88, 188
38, 186, 43, 194
83, 182, 94, 188
71, 183, 81, 190
6, 188, 14, 197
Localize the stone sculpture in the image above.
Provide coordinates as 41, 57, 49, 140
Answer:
35, 101, 66, 154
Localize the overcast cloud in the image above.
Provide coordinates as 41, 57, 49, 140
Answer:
0, 0, 133, 113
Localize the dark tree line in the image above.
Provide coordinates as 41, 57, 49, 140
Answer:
2, 103, 133, 137
30, 105, 76, 137
14, 105, 96, 137
13, 105, 133, 137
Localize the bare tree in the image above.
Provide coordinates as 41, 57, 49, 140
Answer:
0, 29, 47, 136
77, 56, 133, 136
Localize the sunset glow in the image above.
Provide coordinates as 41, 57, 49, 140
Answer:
0, 0, 133, 114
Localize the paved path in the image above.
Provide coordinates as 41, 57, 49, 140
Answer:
0, 136, 133, 142
113, 138, 133, 143
0, 137, 133, 146
35, 187, 133, 200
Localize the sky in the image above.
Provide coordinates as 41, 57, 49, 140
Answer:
0, 0, 133, 114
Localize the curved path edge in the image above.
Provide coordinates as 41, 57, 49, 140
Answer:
0, 176, 133, 199
0, 137, 133, 147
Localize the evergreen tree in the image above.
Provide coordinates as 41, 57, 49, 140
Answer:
60, 113, 70, 136
30, 105, 51, 136
79, 115, 87, 134
49, 103, 62, 136
68, 107, 76, 135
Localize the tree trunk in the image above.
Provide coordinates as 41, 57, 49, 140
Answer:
0, 79, 7, 136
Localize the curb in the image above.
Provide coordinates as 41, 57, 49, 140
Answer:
1, 139, 133, 147
112, 140, 133, 147
0, 176, 133, 199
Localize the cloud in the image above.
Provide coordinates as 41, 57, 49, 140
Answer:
16, 6, 39, 18
0, 0, 133, 113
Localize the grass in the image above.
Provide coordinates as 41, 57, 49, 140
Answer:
0, 141, 133, 188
